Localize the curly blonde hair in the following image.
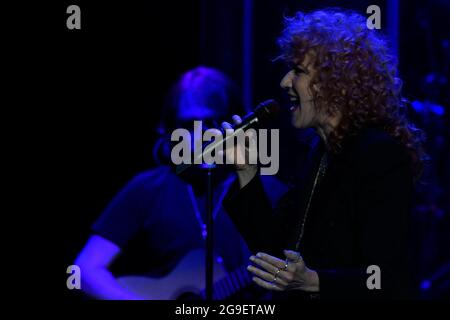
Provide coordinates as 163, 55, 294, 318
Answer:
277, 9, 426, 178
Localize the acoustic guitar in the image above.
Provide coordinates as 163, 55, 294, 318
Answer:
117, 249, 251, 300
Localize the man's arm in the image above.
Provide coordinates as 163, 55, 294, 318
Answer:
75, 235, 144, 300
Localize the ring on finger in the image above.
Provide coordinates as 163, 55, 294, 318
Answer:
272, 268, 281, 282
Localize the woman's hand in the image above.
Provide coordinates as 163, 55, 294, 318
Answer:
247, 250, 320, 292
220, 115, 258, 188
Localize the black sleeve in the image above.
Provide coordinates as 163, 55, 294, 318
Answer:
223, 174, 300, 257
318, 138, 415, 299
92, 174, 151, 248
223, 175, 277, 255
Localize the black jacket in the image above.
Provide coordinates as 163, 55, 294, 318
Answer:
223, 127, 416, 299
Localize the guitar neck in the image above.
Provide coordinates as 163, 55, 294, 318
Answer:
200, 265, 251, 300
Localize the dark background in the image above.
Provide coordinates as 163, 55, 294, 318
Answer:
32, 0, 449, 300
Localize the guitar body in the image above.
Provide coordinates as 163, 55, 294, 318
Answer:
117, 249, 228, 300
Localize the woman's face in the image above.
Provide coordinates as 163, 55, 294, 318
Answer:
280, 54, 323, 129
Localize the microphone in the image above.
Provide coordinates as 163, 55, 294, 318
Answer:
176, 99, 280, 175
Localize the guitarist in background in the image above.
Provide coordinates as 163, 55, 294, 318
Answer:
74, 66, 287, 300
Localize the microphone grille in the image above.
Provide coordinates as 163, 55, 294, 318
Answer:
254, 99, 280, 124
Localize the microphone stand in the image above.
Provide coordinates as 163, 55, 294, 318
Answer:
204, 163, 215, 301
174, 100, 279, 300
178, 162, 216, 300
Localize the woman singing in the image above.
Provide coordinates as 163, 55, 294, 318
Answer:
222, 9, 426, 299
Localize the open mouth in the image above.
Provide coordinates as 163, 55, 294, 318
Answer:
289, 96, 300, 111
